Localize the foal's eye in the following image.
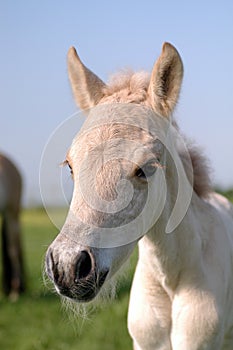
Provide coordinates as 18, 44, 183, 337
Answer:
135, 162, 156, 180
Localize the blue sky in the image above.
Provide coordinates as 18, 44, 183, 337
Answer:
1, 1, 233, 206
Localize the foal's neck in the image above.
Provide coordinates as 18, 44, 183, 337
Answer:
138, 152, 205, 294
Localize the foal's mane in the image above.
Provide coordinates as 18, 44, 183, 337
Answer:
101, 71, 212, 198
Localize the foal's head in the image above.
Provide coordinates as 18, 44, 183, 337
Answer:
46, 43, 184, 302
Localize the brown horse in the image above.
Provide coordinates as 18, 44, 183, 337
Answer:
0, 153, 25, 299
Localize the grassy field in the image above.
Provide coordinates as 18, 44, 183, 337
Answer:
0, 190, 232, 350
216, 188, 233, 202
0, 209, 136, 350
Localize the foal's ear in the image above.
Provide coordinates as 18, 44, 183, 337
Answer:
148, 43, 183, 118
67, 47, 106, 111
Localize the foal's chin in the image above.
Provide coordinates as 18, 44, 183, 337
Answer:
54, 270, 109, 303
57, 288, 99, 303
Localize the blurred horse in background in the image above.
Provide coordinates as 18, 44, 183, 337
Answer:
0, 153, 25, 299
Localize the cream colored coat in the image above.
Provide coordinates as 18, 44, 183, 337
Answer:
46, 43, 233, 349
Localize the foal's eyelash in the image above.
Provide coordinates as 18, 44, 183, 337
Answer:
154, 159, 165, 169
60, 160, 73, 175
145, 159, 165, 169
60, 160, 68, 167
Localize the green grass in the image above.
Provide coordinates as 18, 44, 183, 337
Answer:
216, 188, 233, 203
0, 208, 136, 350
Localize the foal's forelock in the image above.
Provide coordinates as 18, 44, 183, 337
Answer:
101, 71, 150, 104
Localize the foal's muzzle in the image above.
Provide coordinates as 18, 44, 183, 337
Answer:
46, 248, 109, 302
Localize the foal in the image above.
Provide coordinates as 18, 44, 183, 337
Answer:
46, 43, 233, 349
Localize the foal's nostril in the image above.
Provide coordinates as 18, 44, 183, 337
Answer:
74, 250, 93, 282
